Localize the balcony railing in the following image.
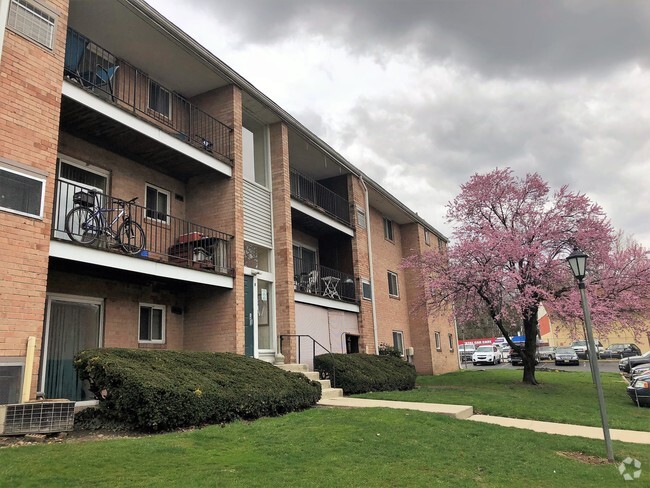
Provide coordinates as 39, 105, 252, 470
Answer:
63, 28, 234, 164
290, 168, 351, 225
53, 180, 234, 275
293, 257, 356, 303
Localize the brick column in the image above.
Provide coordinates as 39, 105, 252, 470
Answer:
0, 1, 70, 399
269, 122, 295, 362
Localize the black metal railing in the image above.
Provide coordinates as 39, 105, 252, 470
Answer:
293, 257, 356, 302
290, 168, 351, 225
53, 180, 234, 275
63, 28, 234, 164
279, 334, 336, 386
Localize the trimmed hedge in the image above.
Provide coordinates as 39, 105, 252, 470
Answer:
314, 353, 416, 395
74, 348, 321, 432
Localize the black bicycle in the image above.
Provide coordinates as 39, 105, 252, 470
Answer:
65, 190, 146, 255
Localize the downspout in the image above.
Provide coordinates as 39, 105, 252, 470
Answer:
359, 175, 379, 354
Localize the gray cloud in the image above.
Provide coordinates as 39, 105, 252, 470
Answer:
179, 0, 650, 78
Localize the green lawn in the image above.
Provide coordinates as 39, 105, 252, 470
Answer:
2, 407, 649, 487
356, 369, 650, 431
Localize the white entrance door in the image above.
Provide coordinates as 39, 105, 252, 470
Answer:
41, 295, 103, 402
54, 157, 109, 240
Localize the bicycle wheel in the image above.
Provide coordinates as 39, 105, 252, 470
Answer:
65, 207, 100, 245
117, 219, 146, 254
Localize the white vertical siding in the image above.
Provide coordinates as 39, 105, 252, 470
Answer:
243, 179, 272, 248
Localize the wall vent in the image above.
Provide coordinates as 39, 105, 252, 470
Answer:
0, 401, 75, 435
7, 0, 56, 50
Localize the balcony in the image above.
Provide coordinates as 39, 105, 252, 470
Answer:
290, 169, 351, 226
293, 257, 356, 303
63, 28, 233, 166
52, 180, 234, 278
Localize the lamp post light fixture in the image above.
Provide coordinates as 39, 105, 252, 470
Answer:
566, 248, 614, 462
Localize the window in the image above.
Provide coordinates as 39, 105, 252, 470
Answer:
435, 331, 441, 351
424, 230, 430, 246
356, 207, 366, 229
438, 239, 446, 253
448, 333, 454, 352
387, 271, 399, 297
139, 304, 165, 343
383, 217, 394, 241
0, 164, 44, 218
148, 80, 171, 118
245, 241, 271, 272
145, 184, 169, 223
361, 280, 372, 300
7, 0, 55, 50
242, 122, 268, 187
392, 331, 404, 356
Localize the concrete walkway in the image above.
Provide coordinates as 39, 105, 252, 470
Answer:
317, 397, 650, 445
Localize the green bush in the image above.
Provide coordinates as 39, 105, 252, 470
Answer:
378, 342, 402, 358
314, 353, 416, 395
74, 348, 321, 432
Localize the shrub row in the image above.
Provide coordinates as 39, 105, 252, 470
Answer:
314, 353, 416, 395
74, 348, 321, 432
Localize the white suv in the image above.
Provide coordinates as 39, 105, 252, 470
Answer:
472, 345, 502, 366
571, 340, 605, 359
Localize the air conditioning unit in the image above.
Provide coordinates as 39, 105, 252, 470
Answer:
0, 400, 75, 435
406, 347, 414, 357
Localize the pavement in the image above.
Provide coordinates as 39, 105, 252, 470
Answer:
317, 397, 650, 445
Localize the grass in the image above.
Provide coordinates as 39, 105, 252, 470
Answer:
2, 407, 650, 487
356, 369, 650, 431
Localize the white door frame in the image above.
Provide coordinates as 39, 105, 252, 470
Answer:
41, 293, 104, 405
244, 267, 275, 359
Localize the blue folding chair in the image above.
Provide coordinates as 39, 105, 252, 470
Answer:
95, 65, 119, 100
63, 33, 88, 79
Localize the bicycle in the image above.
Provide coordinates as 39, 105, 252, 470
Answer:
64, 189, 146, 255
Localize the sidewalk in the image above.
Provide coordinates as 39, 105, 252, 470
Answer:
317, 397, 650, 445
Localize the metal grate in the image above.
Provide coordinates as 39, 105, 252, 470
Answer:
1, 401, 75, 435
7, 0, 55, 50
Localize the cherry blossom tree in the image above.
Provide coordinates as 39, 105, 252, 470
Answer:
405, 168, 649, 385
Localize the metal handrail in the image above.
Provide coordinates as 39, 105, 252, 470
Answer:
63, 28, 234, 164
290, 168, 351, 225
279, 334, 336, 388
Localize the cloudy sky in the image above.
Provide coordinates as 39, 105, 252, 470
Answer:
148, 0, 650, 246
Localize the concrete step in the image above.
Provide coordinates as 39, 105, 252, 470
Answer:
276, 363, 309, 372
318, 379, 331, 389
302, 371, 320, 381
320, 387, 344, 399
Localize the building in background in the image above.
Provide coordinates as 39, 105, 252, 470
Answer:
0, 0, 457, 405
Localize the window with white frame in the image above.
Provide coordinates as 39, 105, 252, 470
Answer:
424, 230, 431, 246
387, 271, 399, 297
361, 280, 372, 300
356, 207, 366, 229
383, 217, 394, 241
7, 0, 55, 50
392, 331, 404, 356
148, 80, 171, 118
435, 331, 441, 351
0, 163, 45, 218
448, 333, 454, 352
145, 183, 169, 223
139, 304, 165, 343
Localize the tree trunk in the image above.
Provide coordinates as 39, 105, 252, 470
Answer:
521, 307, 539, 385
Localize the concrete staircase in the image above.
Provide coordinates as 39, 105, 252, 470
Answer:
276, 363, 343, 399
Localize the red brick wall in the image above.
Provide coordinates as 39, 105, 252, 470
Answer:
0, 0, 69, 398
184, 85, 244, 353
270, 122, 295, 360
368, 206, 412, 351
347, 176, 375, 353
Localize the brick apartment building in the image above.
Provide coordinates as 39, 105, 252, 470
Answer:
0, 0, 458, 405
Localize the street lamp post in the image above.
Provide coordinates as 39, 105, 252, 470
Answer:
566, 248, 614, 462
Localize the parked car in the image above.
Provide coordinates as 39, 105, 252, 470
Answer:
459, 344, 476, 362
570, 340, 604, 359
554, 347, 580, 366
619, 351, 650, 373
538, 346, 556, 361
630, 364, 650, 379
472, 345, 502, 365
601, 343, 642, 359
626, 373, 650, 407
510, 348, 540, 366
